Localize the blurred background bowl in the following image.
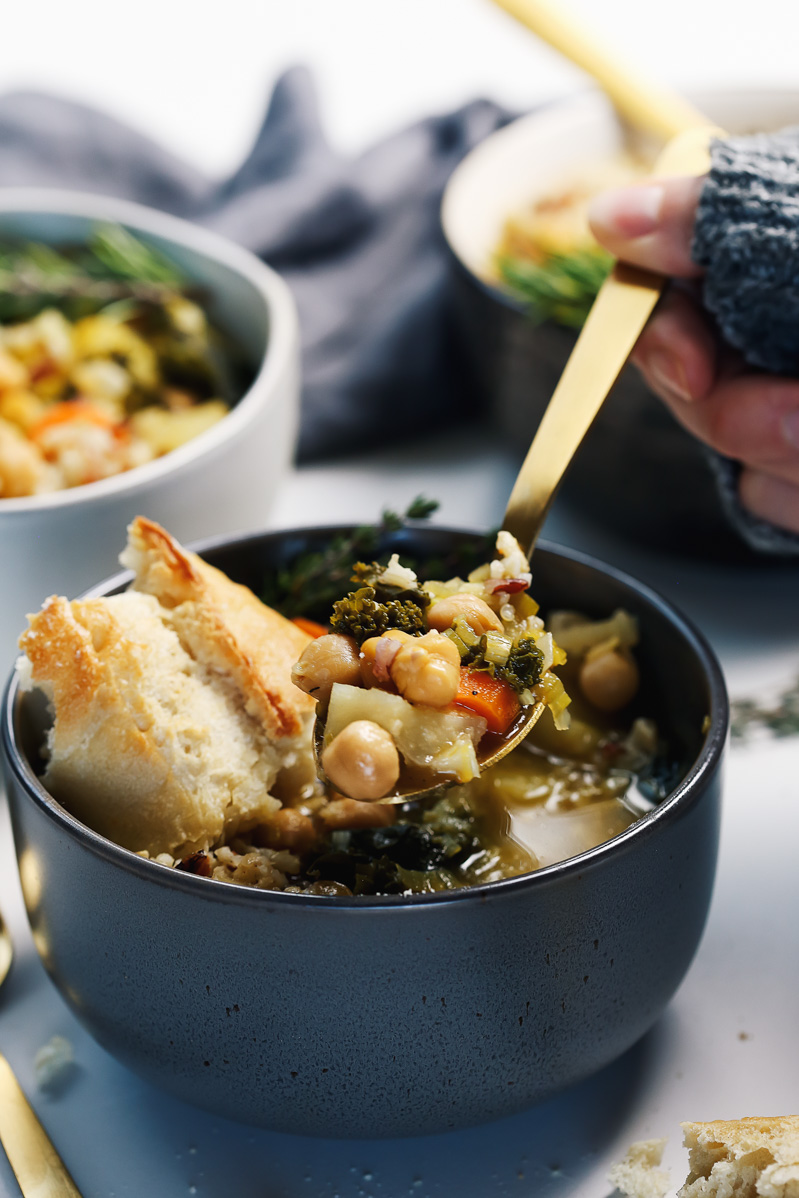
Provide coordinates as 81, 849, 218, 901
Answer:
1, 524, 726, 1137
0, 188, 299, 673
442, 87, 799, 560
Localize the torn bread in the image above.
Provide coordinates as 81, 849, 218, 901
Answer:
120, 517, 313, 743
18, 518, 317, 858
679, 1117, 799, 1198
609, 1140, 671, 1198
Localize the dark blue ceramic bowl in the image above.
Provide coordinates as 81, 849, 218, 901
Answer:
0, 526, 727, 1137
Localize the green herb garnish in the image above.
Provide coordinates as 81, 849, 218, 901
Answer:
301, 794, 483, 895
262, 497, 439, 619
497, 246, 613, 328
731, 675, 799, 741
88, 224, 184, 288
329, 586, 428, 645
458, 633, 543, 696
0, 224, 189, 322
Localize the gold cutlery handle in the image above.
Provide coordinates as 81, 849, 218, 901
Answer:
503, 125, 723, 557
491, 0, 709, 140
0, 1053, 83, 1197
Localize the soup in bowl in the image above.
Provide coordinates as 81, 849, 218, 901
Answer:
0, 523, 727, 1137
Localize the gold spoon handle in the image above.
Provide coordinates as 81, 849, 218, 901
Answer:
0, 1053, 83, 1197
503, 124, 724, 558
490, 0, 709, 140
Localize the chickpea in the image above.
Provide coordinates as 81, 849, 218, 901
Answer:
427, 593, 503, 635
321, 720, 400, 801
291, 634, 361, 704
359, 629, 413, 689
389, 630, 461, 708
579, 649, 640, 713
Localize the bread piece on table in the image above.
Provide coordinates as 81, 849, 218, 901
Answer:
608, 1140, 670, 1198
679, 1117, 799, 1198
18, 518, 318, 858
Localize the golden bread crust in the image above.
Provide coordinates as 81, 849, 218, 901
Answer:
19, 594, 287, 855
682, 1116, 799, 1161
680, 1116, 799, 1197
122, 516, 315, 741
18, 517, 321, 858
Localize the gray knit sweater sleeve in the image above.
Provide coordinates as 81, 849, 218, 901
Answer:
691, 128, 799, 555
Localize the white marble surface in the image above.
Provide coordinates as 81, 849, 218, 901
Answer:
1, 428, 799, 1197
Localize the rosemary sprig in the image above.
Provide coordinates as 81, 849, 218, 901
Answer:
88, 224, 184, 288
0, 224, 189, 323
497, 246, 614, 328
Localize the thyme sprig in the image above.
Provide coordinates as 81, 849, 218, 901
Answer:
262, 497, 440, 619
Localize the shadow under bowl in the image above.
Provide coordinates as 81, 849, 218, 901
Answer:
1, 524, 727, 1137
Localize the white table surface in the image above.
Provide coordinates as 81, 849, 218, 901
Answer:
4, 3, 799, 1186
1, 426, 799, 1197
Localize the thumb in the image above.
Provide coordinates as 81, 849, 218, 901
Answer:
587, 175, 706, 278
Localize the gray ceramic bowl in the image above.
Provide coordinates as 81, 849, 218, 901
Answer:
1, 525, 727, 1138
442, 88, 799, 559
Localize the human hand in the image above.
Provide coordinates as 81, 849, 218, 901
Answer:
588, 178, 799, 534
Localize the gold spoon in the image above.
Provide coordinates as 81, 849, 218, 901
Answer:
320, 124, 719, 808
0, 914, 83, 1197
490, 0, 709, 141
457, 1, 725, 785
490, 127, 723, 766
319, 3, 726, 806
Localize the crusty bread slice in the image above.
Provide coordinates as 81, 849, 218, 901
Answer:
679, 1117, 799, 1198
120, 516, 315, 742
18, 518, 320, 858
19, 592, 286, 856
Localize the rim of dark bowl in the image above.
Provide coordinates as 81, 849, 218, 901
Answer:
1, 524, 728, 912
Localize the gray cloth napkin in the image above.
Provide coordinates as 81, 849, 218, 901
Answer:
0, 66, 510, 460
3, 73, 796, 555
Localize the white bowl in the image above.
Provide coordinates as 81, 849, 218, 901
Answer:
443, 85, 799, 302
0, 188, 300, 672
441, 87, 799, 558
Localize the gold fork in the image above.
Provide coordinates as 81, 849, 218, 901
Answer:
0, 914, 83, 1197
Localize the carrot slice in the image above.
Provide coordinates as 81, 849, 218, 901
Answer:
291, 616, 328, 639
455, 669, 520, 735
30, 400, 117, 439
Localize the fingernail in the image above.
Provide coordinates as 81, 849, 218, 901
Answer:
644, 349, 692, 401
588, 184, 665, 240
782, 410, 799, 449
